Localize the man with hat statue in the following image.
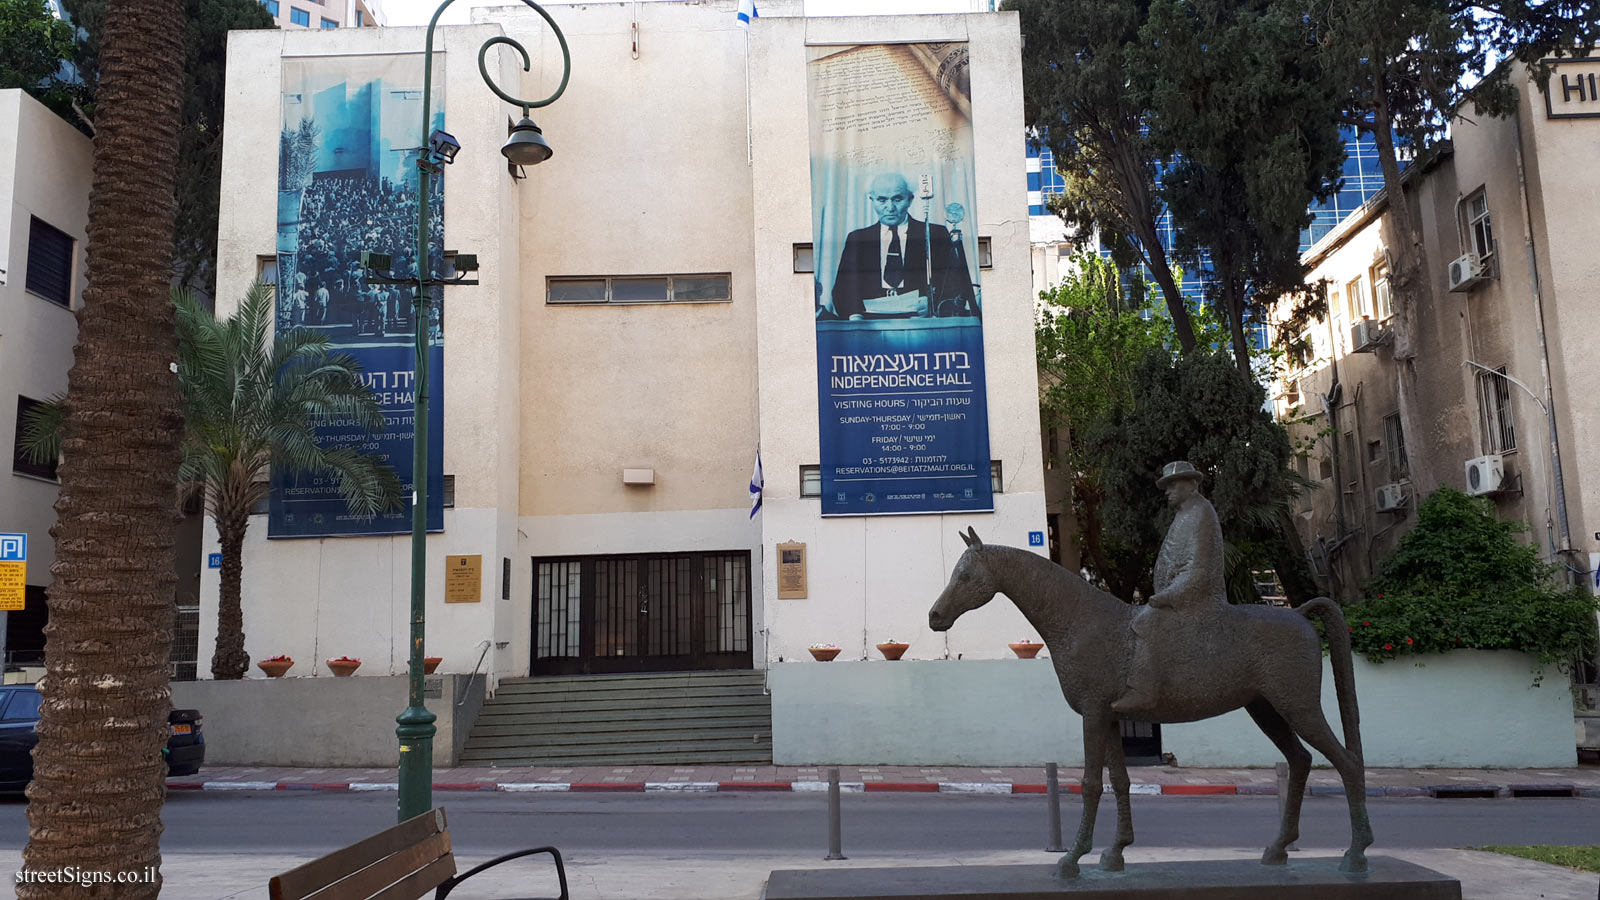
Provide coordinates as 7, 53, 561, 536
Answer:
1111, 461, 1229, 714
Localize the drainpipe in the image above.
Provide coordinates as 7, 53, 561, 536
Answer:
1510, 93, 1573, 562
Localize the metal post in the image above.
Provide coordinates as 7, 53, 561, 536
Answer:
1045, 762, 1066, 852
1276, 761, 1298, 851
825, 767, 846, 860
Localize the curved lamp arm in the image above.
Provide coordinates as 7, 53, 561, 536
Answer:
422, 0, 572, 129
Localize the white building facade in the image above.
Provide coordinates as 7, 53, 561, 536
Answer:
209, 5, 1047, 700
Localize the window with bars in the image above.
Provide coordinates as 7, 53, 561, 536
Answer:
1383, 413, 1408, 480
25, 218, 74, 307
547, 273, 732, 305
535, 561, 583, 659
1477, 367, 1516, 454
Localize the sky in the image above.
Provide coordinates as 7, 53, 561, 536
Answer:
380, 0, 994, 28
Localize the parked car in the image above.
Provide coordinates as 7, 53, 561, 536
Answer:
0, 685, 204, 791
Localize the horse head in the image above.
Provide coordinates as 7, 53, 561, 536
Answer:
928, 527, 1000, 632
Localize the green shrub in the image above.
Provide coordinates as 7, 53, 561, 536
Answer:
1341, 488, 1598, 667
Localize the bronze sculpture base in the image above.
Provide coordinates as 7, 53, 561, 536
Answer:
763, 857, 1461, 899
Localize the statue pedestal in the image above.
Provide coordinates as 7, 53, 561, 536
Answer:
763, 857, 1460, 899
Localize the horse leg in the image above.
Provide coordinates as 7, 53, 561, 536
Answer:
1058, 711, 1109, 878
1244, 699, 1311, 865
1098, 719, 1134, 872
1279, 706, 1374, 874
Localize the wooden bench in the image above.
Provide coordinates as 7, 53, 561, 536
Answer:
269, 808, 569, 900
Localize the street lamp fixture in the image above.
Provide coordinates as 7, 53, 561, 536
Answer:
388, 0, 571, 824
502, 117, 553, 166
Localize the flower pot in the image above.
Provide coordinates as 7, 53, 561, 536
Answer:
423, 656, 443, 675
876, 642, 910, 661
1008, 642, 1044, 659
808, 647, 842, 662
326, 658, 362, 677
257, 658, 293, 678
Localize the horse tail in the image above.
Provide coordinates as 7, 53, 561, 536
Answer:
1298, 597, 1363, 764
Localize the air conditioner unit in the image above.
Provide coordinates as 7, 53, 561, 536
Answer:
1464, 454, 1505, 496
1374, 483, 1407, 513
1350, 318, 1381, 353
1447, 253, 1488, 292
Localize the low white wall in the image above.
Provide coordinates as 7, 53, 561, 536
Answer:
770, 651, 1577, 768
172, 674, 485, 769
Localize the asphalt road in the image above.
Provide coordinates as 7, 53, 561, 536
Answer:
2, 791, 1595, 857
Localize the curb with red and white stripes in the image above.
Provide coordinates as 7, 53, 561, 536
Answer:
165, 779, 1600, 799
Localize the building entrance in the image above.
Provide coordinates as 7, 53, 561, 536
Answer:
531, 551, 753, 675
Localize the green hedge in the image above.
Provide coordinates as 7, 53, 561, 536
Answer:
1338, 488, 1598, 667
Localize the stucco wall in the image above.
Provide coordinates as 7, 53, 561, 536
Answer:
0, 90, 91, 587
771, 651, 1576, 768
173, 673, 484, 768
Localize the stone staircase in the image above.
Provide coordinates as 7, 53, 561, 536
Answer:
459, 670, 773, 766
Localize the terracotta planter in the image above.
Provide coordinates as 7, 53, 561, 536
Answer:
1008, 642, 1044, 659
876, 642, 910, 661
257, 658, 293, 678
423, 656, 443, 675
808, 647, 842, 662
326, 659, 362, 677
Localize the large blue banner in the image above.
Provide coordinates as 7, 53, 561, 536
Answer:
808, 43, 992, 516
270, 54, 445, 537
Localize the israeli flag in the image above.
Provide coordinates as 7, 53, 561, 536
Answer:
737, 0, 757, 27
749, 447, 764, 519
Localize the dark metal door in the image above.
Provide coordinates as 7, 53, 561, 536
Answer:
532, 551, 753, 675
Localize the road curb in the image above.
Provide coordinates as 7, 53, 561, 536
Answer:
166, 778, 1594, 797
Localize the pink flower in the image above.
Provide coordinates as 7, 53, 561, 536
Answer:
1383, 643, 1394, 651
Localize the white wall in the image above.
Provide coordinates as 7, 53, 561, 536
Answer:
772, 651, 1577, 767
0, 90, 91, 588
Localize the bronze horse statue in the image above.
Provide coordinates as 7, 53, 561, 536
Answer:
928, 527, 1372, 877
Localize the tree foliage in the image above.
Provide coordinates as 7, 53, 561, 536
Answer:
1135, 0, 1346, 377
1343, 488, 1599, 668
0, 0, 75, 114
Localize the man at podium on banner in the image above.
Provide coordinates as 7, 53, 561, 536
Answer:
827, 172, 977, 321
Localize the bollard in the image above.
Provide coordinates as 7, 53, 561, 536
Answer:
1045, 762, 1067, 852
825, 767, 847, 860
1276, 761, 1298, 851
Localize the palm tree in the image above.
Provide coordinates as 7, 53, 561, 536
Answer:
22, 284, 400, 681
20, 0, 187, 892
178, 282, 398, 678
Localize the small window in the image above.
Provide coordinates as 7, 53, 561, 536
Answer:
546, 274, 733, 305
1318, 456, 1333, 480
321, 16, 337, 27
1371, 262, 1391, 320
1383, 413, 1408, 479
26, 217, 74, 308
799, 465, 821, 498
1345, 277, 1367, 320
990, 460, 1003, 493
441, 473, 455, 508
1366, 439, 1381, 464
289, 6, 309, 25
977, 236, 993, 269
258, 255, 278, 285
249, 481, 270, 514
1467, 190, 1494, 260
13, 396, 59, 481
1477, 367, 1516, 454
1295, 454, 1309, 481
793, 244, 814, 274
263, 0, 279, 14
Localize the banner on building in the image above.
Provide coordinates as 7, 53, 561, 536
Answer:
270, 54, 446, 537
807, 42, 992, 516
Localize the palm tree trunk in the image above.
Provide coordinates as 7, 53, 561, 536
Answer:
20, 0, 186, 893
211, 513, 251, 680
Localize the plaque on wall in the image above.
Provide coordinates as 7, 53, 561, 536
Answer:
777, 542, 807, 599
445, 554, 482, 603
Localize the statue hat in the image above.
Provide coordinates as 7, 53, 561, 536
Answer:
1156, 460, 1204, 488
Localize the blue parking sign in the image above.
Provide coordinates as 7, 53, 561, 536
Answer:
0, 534, 25, 561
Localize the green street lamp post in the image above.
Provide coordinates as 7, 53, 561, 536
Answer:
364, 0, 571, 823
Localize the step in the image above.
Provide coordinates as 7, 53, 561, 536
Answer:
495, 671, 766, 692
478, 696, 770, 718
465, 730, 773, 752
490, 683, 768, 702
469, 714, 773, 737
462, 735, 770, 757
460, 749, 774, 767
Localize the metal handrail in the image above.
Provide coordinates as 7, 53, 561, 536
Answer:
456, 639, 493, 708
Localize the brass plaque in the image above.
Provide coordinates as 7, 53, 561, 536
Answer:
777, 542, 807, 599
444, 554, 482, 603
0, 561, 23, 611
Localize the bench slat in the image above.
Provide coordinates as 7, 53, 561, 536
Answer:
270, 810, 447, 900
304, 832, 454, 900
368, 855, 458, 900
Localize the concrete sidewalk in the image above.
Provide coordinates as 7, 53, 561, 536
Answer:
167, 763, 1600, 797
